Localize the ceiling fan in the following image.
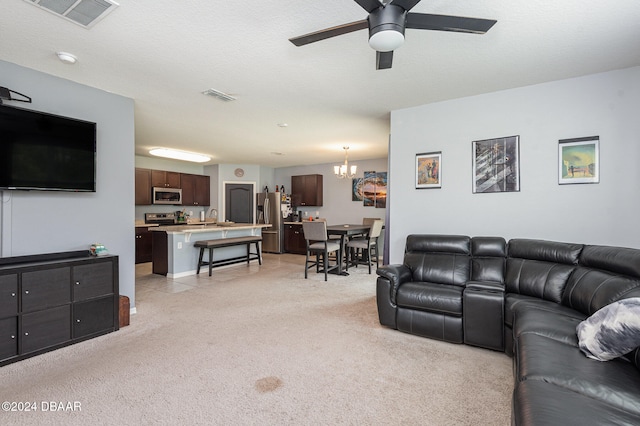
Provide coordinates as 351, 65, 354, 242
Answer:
289, 0, 497, 70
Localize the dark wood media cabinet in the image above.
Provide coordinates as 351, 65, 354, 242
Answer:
0, 251, 119, 366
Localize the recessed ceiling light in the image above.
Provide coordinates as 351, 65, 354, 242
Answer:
277, 123, 288, 127
149, 148, 211, 163
270, 152, 284, 156
56, 52, 77, 64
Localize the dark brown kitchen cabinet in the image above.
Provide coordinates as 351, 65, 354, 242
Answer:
135, 227, 153, 264
151, 170, 181, 188
284, 224, 306, 254
291, 174, 323, 206
0, 252, 119, 367
135, 168, 152, 205
180, 173, 210, 206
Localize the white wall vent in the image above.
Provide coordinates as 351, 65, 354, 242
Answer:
25, 0, 119, 28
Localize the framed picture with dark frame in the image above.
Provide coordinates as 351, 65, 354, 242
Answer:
415, 151, 442, 189
472, 136, 520, 193
558, 136, 599, 184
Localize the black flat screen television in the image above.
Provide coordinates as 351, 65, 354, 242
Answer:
0, 104, 96, 192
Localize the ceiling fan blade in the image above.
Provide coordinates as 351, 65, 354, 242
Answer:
388, 0, 422, 12
406, 13, 497, 34
376, 51, 393, 70
354, 0, 384, 13
289, 20, 368, 46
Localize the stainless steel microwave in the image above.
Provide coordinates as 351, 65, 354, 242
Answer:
152, 187, 182, 205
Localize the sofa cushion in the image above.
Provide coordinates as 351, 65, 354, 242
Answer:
512, 304, 584, 347
514, 332, 640, 415
404, 253, 470, 286
562, 266, 640, 316
513, 379, 640, 426
506, 258, 575, 303
576, 297, 640, 361
396, 282, 463, 316
580, 244, 640, 279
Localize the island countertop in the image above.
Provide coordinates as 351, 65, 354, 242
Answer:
151, 223, 271, 234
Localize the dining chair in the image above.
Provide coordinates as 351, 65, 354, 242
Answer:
302, 221, 342, 281
345, 219, 384, 274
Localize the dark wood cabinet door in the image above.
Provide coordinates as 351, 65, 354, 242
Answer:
21, 267, 71, 313
151, 170, 181, 188
291, 174, 323, 206
195, 174, 210, 206
135, 228, 153, 264
285, 224, 306, 254
22, 305, 71, 354
72, 262, 114, 302
0, 274, 18, 317
135, 168, 152, 205
73, 297, 115, 338
0, 317, 18, 361
180, 173, 196, 205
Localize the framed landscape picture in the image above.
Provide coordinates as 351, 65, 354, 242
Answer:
472, 136, 520, 193
415, 151, 442, 189
558, 136, 599, 184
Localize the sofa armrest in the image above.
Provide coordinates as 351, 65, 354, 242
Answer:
377, 264, 412, 301
466, 280, 505, 292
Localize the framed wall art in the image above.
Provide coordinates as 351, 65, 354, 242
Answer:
415, 151, 442, 189
472, 136, 520, 193
558, 136, 599, 184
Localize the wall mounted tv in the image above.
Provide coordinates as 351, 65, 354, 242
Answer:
0, 104, 96, 192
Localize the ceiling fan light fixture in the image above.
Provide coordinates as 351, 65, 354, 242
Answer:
369, 30, 404, 52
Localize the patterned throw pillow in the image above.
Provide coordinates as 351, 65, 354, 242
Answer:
576, 297, 640, 361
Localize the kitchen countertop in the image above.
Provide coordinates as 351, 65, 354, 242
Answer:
151, 223, 270, 234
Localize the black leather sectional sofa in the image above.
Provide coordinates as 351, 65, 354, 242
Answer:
376, 235, 640, 425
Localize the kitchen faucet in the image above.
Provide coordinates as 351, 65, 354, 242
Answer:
207, 208, 218, 219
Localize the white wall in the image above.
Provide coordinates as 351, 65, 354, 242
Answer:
388, 66, 640, 264
0, 60, 136, 306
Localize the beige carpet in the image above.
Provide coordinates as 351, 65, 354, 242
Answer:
0, 254, 512, 425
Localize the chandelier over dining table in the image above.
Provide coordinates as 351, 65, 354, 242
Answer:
334, 146, 357, 179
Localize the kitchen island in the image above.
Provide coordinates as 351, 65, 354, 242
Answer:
150, 223, 270, 277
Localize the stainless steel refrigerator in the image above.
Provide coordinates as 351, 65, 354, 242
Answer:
257, 192, 287, 253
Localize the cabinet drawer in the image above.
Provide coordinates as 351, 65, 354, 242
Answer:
0, 274, 18, 318
22, 305, 71, 354
73, 297, 115, 338
22, 267, 71, 312
0, 317, 18, 361
73, 262, 114, 302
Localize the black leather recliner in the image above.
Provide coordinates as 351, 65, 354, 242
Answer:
376, 235, 640, 425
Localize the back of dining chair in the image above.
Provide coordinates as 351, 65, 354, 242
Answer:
369, 219, 384, 240
363, 217, 381, 226
302, 221, 327, 242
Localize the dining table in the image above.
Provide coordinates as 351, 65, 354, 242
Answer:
325, 224, 371, 275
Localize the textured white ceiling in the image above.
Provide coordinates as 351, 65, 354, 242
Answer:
1, 0, 639, 167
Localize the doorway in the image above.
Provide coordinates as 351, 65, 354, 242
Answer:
223, 182, 254, 223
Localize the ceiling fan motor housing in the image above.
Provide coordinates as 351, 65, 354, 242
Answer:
368, 4, 407, 51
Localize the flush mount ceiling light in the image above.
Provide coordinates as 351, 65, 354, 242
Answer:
334, 146, 357, 180
202, 88, 236, 102
56, 51, 77, 64
149, 148, 211, 163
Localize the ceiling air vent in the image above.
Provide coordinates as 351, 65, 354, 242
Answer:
25, 0, 119, 28
202, 89, 236, 102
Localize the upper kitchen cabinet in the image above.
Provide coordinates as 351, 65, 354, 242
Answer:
181, 173, 210, 206
151, 170, 181, 188
291, 174, 323, 206
135, 168, 152, 205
